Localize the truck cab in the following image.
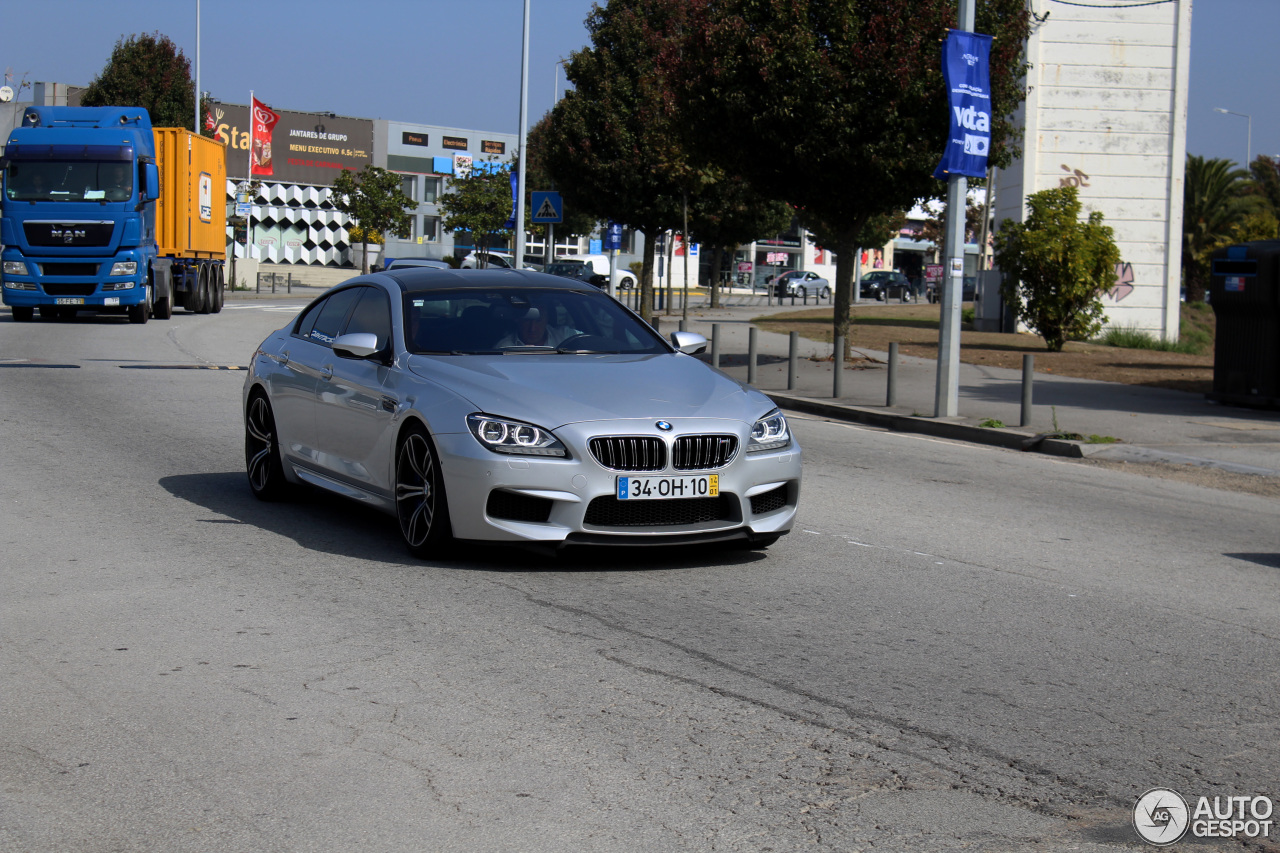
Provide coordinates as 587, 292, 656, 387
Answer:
2, 106, 225, 324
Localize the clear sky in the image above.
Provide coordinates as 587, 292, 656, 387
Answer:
0, 0, 1273, 169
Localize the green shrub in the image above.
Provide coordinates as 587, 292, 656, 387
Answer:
1095, 324, 1207, 355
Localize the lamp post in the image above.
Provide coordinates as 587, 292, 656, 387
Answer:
1214, 107, 1252, 166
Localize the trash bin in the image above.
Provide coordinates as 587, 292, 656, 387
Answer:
1208, 240, 1280, 409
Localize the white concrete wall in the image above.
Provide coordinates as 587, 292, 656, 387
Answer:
994, 0, 1191, 340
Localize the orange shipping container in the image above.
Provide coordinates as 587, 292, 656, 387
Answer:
153, 127, 227, 260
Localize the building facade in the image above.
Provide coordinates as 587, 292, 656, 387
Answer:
992, 0, 1192, 339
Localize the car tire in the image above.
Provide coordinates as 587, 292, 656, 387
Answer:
395, 423, 453, 559
876, 291, 885, 302
12, 306, 34, 322
245, 393, 290, 501
820, 286, 831, 299
798, 286, 807, 299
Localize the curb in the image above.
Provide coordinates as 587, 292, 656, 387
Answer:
766, 392, 1094, 460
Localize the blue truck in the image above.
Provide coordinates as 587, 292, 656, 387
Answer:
2, 106, 227, 323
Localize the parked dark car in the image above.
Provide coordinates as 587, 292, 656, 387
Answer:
384, 258, 451, 271
859, 270, 914, 302
772, 270, 831, 299
544, 260, 608, 288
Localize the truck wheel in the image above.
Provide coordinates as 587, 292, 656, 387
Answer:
12, 306, 33, 322
197, 266, 212, 314
181, 267, 200, 313
154, 295, 172, 320
211, 265, 224, 314
128, 284, 151, 324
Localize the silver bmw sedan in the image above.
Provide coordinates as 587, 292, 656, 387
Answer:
243, 267, 802, 557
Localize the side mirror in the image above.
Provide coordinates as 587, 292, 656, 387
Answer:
138, 162, 159, 208
670, 330, 707, 355
332, 332, 381, 359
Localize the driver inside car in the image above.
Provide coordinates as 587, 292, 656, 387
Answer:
494, 304, 581, 348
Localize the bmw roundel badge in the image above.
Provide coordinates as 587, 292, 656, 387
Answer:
656, 421, 673, 431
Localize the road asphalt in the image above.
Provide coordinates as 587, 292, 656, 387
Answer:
230, 282, 1280, 479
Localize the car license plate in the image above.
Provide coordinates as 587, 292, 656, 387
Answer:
617, 474, 718, 500
55, 298, 84, 305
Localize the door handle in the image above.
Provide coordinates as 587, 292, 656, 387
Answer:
321, 365, 333, 380
279, 350, 290, 365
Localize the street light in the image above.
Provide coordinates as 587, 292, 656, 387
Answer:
1214, 107, 1253, 166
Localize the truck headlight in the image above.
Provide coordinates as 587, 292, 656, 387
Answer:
748, 409, 790, 453
3, 280, 36, 290
109, 261, 137, 276
3, 261, 29, 276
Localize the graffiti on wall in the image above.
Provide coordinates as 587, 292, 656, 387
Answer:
1059, 164, 1090, 188
1108, 262, 1135, 301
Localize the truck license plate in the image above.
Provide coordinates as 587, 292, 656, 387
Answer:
617, 474, 718, 500
55, 298, 84, 305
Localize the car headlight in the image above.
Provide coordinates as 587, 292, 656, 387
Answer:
467, 414, 568, 457
748, 408, 790, 453
109, 261, 137, 276
3, 261, 29, 276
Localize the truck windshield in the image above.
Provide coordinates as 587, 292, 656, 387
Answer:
5, 160, 133, 202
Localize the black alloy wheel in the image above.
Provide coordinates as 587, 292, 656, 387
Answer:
245, 394, 289, 500
395, 424, 452, 558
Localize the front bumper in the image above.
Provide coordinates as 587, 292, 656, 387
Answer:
435, 417, 802, 547
2, 257, 144, 308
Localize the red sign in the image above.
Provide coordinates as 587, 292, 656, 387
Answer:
250, 97, 280, 176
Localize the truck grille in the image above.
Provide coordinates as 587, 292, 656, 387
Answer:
584, 495, 735, 527
42, 283, 98, 296
23, 221, 115, 248
589, 436, 665, 472
673, 435, 737, 470
41, 263, 101, 277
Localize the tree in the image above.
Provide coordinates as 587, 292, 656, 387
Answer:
668, 0, 1031, 355
525, 116, 603, 247
993, 187, 1119, 352
538, 0, 695, 321
80, 32, 200, 131
687, 181, 793, 307
1182, 156, 1261, 303
437, 160, 516, 266
330, 166, 414, 274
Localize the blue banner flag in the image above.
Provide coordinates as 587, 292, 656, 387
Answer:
502, 169, 518, 231
934, 30, 994, 181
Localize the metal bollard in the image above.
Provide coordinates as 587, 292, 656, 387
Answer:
255, 270, 261, 294
1021, 354, 1034, 427
711, 324, 721, 369
652, 316, 661, 333
679, 319, 686, 333
287, 272, 293, 294
787, 331, 799, 391
833, 335, 844, 399
887, 342, 899, 407
747, 327, 758, 385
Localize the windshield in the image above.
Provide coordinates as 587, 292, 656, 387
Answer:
404, 287, 669, 355
5, 160, 133, 202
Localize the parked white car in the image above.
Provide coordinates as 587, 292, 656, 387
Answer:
560, 253, 637, 291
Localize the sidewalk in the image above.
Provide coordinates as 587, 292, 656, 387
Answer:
664, 300, 1280, 478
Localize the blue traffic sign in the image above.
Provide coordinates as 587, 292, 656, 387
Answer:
604, 221, 623, 251
531, 191, 563, 224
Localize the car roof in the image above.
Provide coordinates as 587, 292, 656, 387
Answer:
378, 266, 604, 295
386, 258, 450, 269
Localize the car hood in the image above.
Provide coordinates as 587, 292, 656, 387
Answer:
406, 352, 772, 428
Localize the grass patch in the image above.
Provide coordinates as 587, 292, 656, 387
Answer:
978, 418, 1006, 429
1086, 434, 1120, 444
1094, 305, 1215, 356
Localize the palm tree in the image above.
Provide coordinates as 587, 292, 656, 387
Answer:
1182, 155, 1258, 302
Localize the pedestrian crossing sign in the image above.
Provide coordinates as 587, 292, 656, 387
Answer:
531, 191, 563, 224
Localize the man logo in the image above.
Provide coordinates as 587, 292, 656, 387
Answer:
51, 228, 85, 244
1134, 788, 1190, 845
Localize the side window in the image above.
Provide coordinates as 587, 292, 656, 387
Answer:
343, 287, 392, 347
294, 298, 326, 341
307, 287, 362, 346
